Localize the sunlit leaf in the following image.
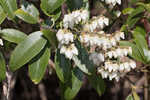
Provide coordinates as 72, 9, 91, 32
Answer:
29, 47, 50, 84
10, 31, 47, 71
0, 0, 17, 19
0, 5, 6, 24
55, 49, 72, 83
40, 0, 65, 15
0, 29, 27, 44
0, 52, 6, 82
15, 4, 39, 24
126, 94, 134, 100
60, 67, 84, 100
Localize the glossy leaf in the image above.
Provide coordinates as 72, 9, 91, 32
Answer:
127, 17, 140, 28
42, 29, 58, 47
60, 67, 84, 100
67, 0, 83, 11
9, 31, 47, 71
29, 47, 50, 84
126, 94, 134, 100
132, 91, 140, 100
133, 33, 148, 62
143, 49, 150, 63
88, 74, 105, 96
40, 0, 65, 15
0, 52, 6, 82
127, 6, 145, 23
137, 2, 150, 12
0, 0, 17, 19
122, 7, 134, 15
55, 49, 72, 83
0, 29, 27, 44
133, 26, 146, 37
15, 4, 39, 24
72, 55, 91, 75
74, 40, 94, 75
119, 41, 144, 62
0, 5, 6, 24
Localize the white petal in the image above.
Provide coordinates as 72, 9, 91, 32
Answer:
0, 39, 3, 46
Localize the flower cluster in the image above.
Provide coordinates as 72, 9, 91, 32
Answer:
0, 39, 3, 46
89, 52, 105, 66
98, 60, 136, 81
83, 16, 109, 32
79, 17, 136, 81
105, 47, 132, 58
56, 29, 78, 60
63, 9, 89, 29
60, 44, 78, 59
56, 29, 74, 45
56, 8, 136, 82
80, 31, 124, 50
101, 0, 121, 7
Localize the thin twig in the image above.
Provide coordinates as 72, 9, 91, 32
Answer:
48, 59, 55, 69
38, 83, 47, 100
144, 72, 148, 100
1, 65, 16, 100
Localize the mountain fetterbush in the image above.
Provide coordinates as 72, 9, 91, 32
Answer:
101, 0, 121, 7
83, 16, 109, 32
56, 8, 136, 82
63, 9, 89, 29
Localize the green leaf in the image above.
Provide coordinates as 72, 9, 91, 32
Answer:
15, 4, 39, 24
122, 7, 134, 15
143, 49, 150, 63
133, 26, 146, 37
127, 17, 140, 28
88, 74, 105, 96
0, 0, 17, 19
119, 41, 144, 62
0, 29, 27, 44
72, 55, 91, 75
133, 33, 148, 62
133, 32, 148, 50
132, 91, 140, 100
9, 31, 47, 71
0, 52, 6, 82
60, 67, 84, 100
126, 94, 134, 100
40, 0, 65, 15
55, 49, 72, 83
137, 2, 150, 13
74, 40, 94, 75
0, 5, 6, 24
42, 29, 58, 48
29, 47, 50, 84
127, 7, 145, 23
67, 0, 83, 11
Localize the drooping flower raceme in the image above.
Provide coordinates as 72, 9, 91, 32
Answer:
60, 44, 78, 60
56, 29, 74, 45
101, 0, 121, 6
80, 31, 124, 50
63, 9, 89, 29
57, 8, 136, 82
89, 52, 105, 66
56, 29, 78, 60
83, 16, 109, 32
79, 30, 136, 81
98, 60, 136, 81
105, 46, 132, 58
